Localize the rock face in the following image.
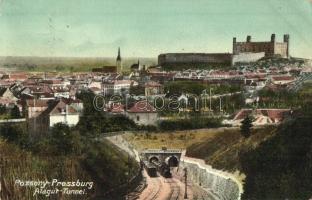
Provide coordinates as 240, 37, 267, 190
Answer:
179, 152, 243, 200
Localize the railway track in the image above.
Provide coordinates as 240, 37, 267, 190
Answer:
146, 177, 163, 200
166, 178, 181, 200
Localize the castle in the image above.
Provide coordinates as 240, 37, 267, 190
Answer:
158, 34, 290, 67
233, 34, 289, 58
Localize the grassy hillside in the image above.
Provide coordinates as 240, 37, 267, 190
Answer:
122, 128, 229, 151
0, 139, 92, 199
0, 115, 140, 200
186, 103, 312, 199
186, 126, 277, 172
240, 106, 312, 199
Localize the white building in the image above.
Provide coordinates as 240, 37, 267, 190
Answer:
126, 101, 158, 126
102, 80, 137, 96
48, 99, 81, 127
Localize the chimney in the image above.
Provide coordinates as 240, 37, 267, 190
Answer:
271, 34, 276, 42
247, 35, 251, 42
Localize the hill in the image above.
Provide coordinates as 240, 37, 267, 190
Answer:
186, 104, 312, 199
240, 105, 312, 199
186, 126, 277, 172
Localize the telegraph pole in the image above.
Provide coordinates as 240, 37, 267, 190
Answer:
126, 154, 130, 200
219, 97, 222, 113
184, 168, 188, 199
209, 88, 212, 114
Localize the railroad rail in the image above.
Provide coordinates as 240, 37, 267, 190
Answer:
166, 178, 181, 200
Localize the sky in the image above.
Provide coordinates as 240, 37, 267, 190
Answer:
0, 0, 311, 58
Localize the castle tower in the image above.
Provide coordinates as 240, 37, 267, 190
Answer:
232, 37, 237, 54
271, 34, 276, 43
284, 34, 290, 58
246, 35, 251, 42
116, 47, 122, 74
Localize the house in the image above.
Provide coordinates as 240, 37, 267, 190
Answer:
28, 85, 53, 97
271, 75, 295, 85
5, 73, 28, 82
48, 99, 80, 127
41, 79, 64, 87
224, 108, 291, 126
51, 86, 70, 98
0, 87, 18, 102
102, 80, 136, 96
89, 87, 102, 95
107, 103, 125, 114
145, 81, 164, 96
88, 80, 102, 89
25, 99, 51, 118
126, 101, 158, 126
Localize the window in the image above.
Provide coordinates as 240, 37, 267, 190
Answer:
136, 116, 140, 121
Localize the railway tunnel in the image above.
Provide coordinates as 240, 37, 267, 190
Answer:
141, 148, 182, 167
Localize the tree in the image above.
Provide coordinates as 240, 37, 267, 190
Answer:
49, 123, 80, 155
10, 105, 21, 118
0, 104, 6, 114
240, 115, 253, 138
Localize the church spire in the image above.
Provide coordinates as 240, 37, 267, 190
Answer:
117, 47, 121, 61
116, 47, 122, 74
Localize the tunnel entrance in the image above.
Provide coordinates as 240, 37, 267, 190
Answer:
166, 156, 179, 167
149, 156, 159, 163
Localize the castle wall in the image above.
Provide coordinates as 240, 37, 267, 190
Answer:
158, 53, 232, 66
233, 42, 274, 57
233, 34, 289, 58
232, 52, 265, 65
274, 42, 288, 58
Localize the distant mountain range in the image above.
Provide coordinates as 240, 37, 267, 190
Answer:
0, 56, 157, 72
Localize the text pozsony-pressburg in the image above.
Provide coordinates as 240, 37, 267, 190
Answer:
15, 179, 93, 197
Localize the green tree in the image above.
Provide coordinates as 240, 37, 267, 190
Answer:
10, 105, 21, 118
240, 116, 253, 138
49, 123, 80, 155
0, 104, 6, 114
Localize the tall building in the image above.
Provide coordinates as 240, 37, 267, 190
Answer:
116, 47, 122, 74
232, 34, 289, 58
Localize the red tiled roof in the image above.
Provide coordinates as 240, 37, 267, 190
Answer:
42, 79, 62, 85
271, 76, 295, 81
234, 109, 290, 121
127, 101, 157, 113
145, 81, 162, 87
8, 73, 28, 80
89, 87, 101, 92
109, 104, 125, 113
49, 100, 78, 115
26, 99, 50, 107
29, 85, 53, 94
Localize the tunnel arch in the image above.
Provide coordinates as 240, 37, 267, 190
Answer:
149, 156, 160, 163
165, 155, 179, 167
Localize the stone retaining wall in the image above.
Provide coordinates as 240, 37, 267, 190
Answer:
180, 152, 243, 200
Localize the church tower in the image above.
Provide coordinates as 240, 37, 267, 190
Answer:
116, 47, 122, 74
